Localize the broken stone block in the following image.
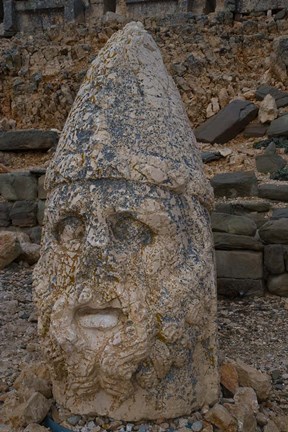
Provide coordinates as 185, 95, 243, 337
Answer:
216, 251, 263, 279
258, 94, 278, 124
195, 100, 258, 144
272, 208, 288, 219
234, 360, 272, 401
24, 425, 50, 432
0, 231, 21, 269
211, 213, 257, 236
256, 85, 288, 108
211, 171, 258, 198
233, 387, 259, 414
256, 143, 286, 174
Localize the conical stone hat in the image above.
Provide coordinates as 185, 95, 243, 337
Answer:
45, 22, 213, 209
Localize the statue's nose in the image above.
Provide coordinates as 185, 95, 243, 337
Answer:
86, 222, 110, 249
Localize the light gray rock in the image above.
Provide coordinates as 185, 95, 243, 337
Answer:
258, 94, 278, 124
211, 171, 258, 198
216, 250, 263, 279
268, 274, 288, 297
0, 173, 38, 201
259, 219, 288, 244
211, 213, 257, 236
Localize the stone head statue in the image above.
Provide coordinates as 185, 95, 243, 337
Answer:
33, 22, 218, 420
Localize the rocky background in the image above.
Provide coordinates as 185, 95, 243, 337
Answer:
1, 8, 288, 432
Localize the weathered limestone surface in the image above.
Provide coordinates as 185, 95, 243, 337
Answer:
33, 23, 218, 420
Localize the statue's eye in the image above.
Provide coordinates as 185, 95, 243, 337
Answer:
56, 216, 85, 247
112, 214, 152, 245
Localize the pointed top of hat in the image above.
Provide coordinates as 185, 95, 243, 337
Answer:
45, 22, 213, 209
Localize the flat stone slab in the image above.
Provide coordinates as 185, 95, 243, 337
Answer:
195, 100, 258, 144
258, 184, 288, 201
217, 278, 264, 298
256, 85, 288, 108
256, 153, 286, 174
267, 114, 288, 137
211, 213, 257, 236
10, 201, 38, 227
216, 250, 263, 279
215, 200, 271, 214
259, 219, 288, 244
0, 129, 59, 151
214, 233, 263, 251
211, 171, 258, 198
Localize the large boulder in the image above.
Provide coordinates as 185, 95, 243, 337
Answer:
0, 231, 21, 269
195, 100, 258, 144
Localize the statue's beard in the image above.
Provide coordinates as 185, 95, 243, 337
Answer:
46, 290, 156, 402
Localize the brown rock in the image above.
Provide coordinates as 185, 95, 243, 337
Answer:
233, 387, 259, 414
220, 362, 239, 395
14, 365, 52, 399
264, 420, 280, 432
205, 404, 238, 432
18, 242, 40, 265
20, 392, 51, 427
234, 360, 272, 401
0, 231, 21, 269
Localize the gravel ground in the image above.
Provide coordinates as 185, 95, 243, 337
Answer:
0, 265, 288, 429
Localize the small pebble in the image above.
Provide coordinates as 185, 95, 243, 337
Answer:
67, 415, 82, 426
191, 421, 203, 432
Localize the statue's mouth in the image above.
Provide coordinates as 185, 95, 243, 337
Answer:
76, 307, 122, 330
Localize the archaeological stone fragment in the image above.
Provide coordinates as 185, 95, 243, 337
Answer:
33, 22, 218, 420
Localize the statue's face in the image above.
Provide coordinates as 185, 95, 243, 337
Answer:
34, 179, 215, 409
